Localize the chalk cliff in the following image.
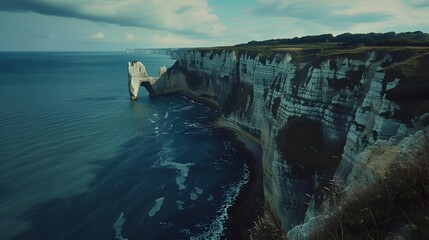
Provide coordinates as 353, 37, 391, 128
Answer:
127, 61, 166, 100
129, 47, 429, 237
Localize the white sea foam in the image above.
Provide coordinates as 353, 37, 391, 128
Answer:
194, 187, 203, 195
190, 187, 204, 200
190, 193, 198, 201
207, 194, 214, 201
113, 212, 128, 240
172, 105, 194, 112
176, 200, 185, 210
190, 164, 250, 239
160, 161, 194, 190
158, 139, 194, 190
148, 113, 160, 124
183, 122, 204, 129
148, 197, 165, 217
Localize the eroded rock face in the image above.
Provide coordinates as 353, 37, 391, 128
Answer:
127, 61, 166, 100
134, 49, 429, 234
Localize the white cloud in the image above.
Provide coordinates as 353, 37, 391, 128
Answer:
151, 33, 211, 47
89, 31, 104, 39
253, 0, 429, 34
0, 0, 225, 37
250, 33, 261, 39
125, 33, 135, 41
410, 0, 429, 6
337, 0, 429, 30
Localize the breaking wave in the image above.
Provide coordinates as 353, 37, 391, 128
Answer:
190, 163, 250, 239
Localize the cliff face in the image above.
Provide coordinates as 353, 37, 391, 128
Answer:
139, 47, 429, 235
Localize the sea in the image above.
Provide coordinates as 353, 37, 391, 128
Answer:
0, 52, 253, 240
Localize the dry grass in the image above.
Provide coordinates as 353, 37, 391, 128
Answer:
248, 215, 285, 240
310, 132, 429, 240
247, 133, 428, 240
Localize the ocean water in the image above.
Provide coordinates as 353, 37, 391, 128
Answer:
0, 52, 251, 240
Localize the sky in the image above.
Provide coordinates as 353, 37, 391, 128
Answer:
0, 0, 428, 51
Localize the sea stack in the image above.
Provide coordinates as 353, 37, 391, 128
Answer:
127, 61, 166, 100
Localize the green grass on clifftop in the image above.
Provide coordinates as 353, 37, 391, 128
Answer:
193, 31, 429, 65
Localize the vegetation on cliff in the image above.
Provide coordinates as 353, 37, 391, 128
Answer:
250, 132, 429, 239
237, 31, 429, 47
310, 133, 429, 239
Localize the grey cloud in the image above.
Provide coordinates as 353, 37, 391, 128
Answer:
0, 0, 159, 28
247, 2, 391, 26
174, 5, 193, 14
410, 0, 429, 7
0, 0, 222, 37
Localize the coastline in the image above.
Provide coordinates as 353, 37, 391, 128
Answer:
214, 118, 265, 239
214, 117, 261, 148
150, 93, 266, 238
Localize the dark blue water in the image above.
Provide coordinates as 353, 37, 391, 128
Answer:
0, 52, 250, 239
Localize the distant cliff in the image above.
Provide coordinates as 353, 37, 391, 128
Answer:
133, 45, 429, 238
125, 48, 188, 60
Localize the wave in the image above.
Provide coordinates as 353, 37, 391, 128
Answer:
190, 187, 204, 201
113, 212, 128, 240
176, 200, 185, 211
182, 121, 204, 129
158, 139, 194, 190
171, 105, 195, 113
160, 161, 194, 190
148, 197, 165, 217
190, 163, 250, 239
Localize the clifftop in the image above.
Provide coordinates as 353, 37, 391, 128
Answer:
194, 43, 429, 65
193, 31, 429, 70
237, 31, 429, 47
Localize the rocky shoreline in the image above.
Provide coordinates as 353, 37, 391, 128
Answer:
213, 119, 265, 239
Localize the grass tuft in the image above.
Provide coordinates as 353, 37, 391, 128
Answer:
248, 216, 285, 240
310, 131, 429, 239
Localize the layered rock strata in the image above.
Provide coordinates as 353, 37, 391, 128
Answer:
128, 48, 429, 236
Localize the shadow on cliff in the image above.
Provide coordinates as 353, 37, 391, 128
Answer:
276, 116, 344, 209
310, 133, 429, 240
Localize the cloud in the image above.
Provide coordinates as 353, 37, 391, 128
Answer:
0, 0, 225, 36
250, 33, 261, 39
174, 5, 193, 14
251, 0, 389, 23
89, 31, 104, 39
250, 0, 429, 32
151, 33, 211, 47
409, 0, 429, 7
125, 33, 135, 41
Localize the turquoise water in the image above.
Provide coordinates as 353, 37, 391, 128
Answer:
0, 52, 250, 239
